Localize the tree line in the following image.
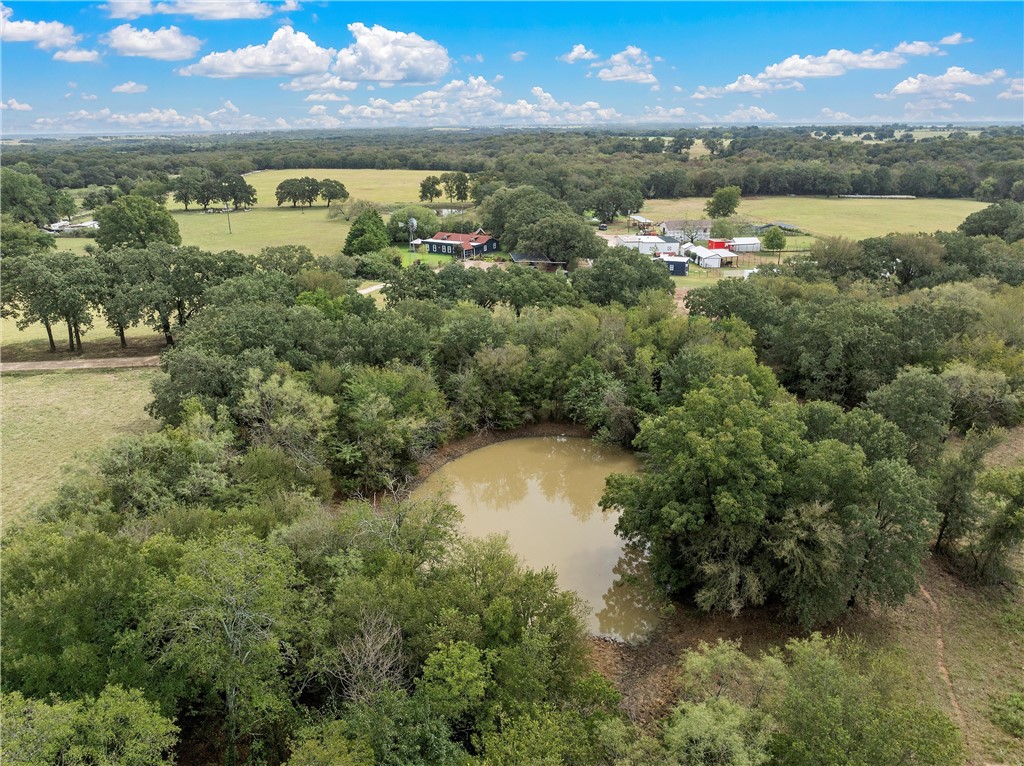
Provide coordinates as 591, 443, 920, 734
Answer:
4, 127, 1021, 211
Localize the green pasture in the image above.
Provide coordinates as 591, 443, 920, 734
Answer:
1, 368, 158, 528
164, 168, 448, 256
639, 196, 987, 240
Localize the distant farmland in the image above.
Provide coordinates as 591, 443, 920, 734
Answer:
640, 196, 987, 240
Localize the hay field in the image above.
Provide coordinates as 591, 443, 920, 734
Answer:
639, 196, 986, 240
1, 368, 158, 528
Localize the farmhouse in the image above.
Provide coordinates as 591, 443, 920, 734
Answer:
421, 229, 498, 258
661, 219, 713, 241
729, 237, 761, 253
614, 234, 682, 257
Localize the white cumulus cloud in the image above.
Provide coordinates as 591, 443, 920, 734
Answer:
113, 80, 148, 93
1, 4, 82, 49
692, 74, 804, 99
332, 23, 451, 84
820, 107, 853, 121
81, 93, 99, 101
939, 32, 973, 45
510, 50, 527, 62
998, 78, 1024, 100
179, 26, 334, 77
762, 48, 905, 79
102, 0, 289, 20
879, 66, 1005, 98
722, 105, 778, 122
102, 24, 201, 60
558, 43, 597, 64
330, 76, 620, 126
596, 46, 657, 84
303, 92, 348, 101
53, 48, 101, 63
893, 40, 942, 56
282, 74, 358, 91
1, 98, 33, 111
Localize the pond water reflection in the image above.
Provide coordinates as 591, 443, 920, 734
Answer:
413, 436, 663, 642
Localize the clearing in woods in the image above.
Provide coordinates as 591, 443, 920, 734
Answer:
166, 168, 447, 256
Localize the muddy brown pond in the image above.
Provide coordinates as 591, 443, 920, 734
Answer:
413, 436, 664, 643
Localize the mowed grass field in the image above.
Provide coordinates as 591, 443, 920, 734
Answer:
1, 368, 158, 528
639, 196, 987, 240
166, 168, 445, 256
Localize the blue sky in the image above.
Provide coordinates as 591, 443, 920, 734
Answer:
1, 1, 1021, 134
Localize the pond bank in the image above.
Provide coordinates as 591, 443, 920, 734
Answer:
410, 421, 593, 491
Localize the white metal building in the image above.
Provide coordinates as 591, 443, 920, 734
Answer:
684, 244, 722, 268
729, 237, 762, 253
614, 235, 682, 257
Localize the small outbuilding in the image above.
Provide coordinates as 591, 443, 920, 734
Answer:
707, 238, 730, 250
658, 255, 690, 276
729, 237, 761, 253
684, 245, 722, 269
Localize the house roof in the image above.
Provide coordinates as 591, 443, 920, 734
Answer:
730, 237, 761, 245
684, 245, 718, 259
661, 219, 713, 229
616, 235, 679, 245
658, 255, 690, 263
422, 230, 496, 248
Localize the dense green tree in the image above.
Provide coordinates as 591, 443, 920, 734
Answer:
147, 530, 300, 765
0, 166, 54, 225
572, 246, 674, 307
1, 527, 157, 700
95, 195, 182, 250
171, 167, 210, 211
95, 250, 145, 347
865, 366, 952, 468
343, 209, 391, 257
605, 377, 934, 625
53, 189, 78, 223
1, 686, 178, 766
439, 171, 470, 206
704, 185, 742, 219
770, 636, 964, 766
941, 362, 1024, 433
0, 214, 56, 261
386, 205, 440, 243
419, 175, 442, 203
958, 200, 1024, 242
761, 226, 787, 263
319, 178, 349, 207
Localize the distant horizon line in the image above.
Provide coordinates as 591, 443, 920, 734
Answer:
4, 120, 1023, 141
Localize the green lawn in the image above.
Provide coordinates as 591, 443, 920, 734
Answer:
637, 196, 987, 240
1, 368, 158, 528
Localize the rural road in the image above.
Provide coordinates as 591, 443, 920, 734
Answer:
0, 356, 163, 373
